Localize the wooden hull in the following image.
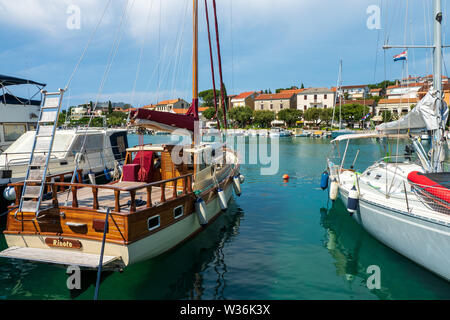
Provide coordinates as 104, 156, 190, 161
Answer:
4, 181, 234, 267
2, 148, 240, 269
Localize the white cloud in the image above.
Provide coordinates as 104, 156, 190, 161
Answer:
0, 0, 108, 37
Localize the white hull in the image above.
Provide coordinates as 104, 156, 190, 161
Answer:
4, 178, 235, 267
339, 188, 450, 280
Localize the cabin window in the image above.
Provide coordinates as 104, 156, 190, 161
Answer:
4, 123, 26, 142
174, 205, 184, 219
71, 134, 104, 153
147, 215, 161, 231
375, 174, 382, 180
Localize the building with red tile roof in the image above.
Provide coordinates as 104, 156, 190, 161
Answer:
154, 98, 190, 112
230, 91, 257, 109
254, 92, 296, 113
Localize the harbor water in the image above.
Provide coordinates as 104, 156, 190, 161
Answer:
0, 134, 449, 300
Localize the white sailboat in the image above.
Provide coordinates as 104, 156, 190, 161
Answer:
327, 0, 450, 281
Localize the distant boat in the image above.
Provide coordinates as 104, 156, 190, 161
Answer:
293, 128, 309, 137
331, 129, 356, 139
269, 127, 291, 137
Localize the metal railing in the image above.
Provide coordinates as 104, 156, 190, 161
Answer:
408, 181, 450, 215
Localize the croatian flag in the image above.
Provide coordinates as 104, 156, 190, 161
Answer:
393, 51, 407, 62
361, 112, 371, 121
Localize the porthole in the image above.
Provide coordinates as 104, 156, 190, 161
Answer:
174, 205, 184, 219
147, 215, 160, 231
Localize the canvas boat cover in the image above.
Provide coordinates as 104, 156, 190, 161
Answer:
377, 90, 449, 132
407, 171, 450, 211
129, 108, 195, 133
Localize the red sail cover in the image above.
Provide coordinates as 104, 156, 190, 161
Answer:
129, 108, 195, 132
407, 171, 450, 206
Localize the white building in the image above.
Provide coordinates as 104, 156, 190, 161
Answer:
376, 98, 419, 117
154, 98, 190, 112
386, 84, 424, 100
71, 106, 88, 120
341, 85, 369, 99
297, 88, 335, 111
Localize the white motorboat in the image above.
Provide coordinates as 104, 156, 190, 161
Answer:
0, 127, 128, 212
0, 75, 46, 153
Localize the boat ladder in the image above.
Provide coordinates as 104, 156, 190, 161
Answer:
18, 89, 65, 216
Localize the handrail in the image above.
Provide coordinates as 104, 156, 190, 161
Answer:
49, 173, 194, 193
11, 173, 194, 214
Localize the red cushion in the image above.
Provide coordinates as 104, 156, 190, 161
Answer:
122, 164, 140, 182
133, 151, 154, 183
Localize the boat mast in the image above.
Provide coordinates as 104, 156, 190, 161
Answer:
192, 0, 199, 121
431, 0, 445, 172
382, 0, 447, 172
338, 59, 343, 131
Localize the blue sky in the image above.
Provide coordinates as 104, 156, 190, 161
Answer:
1, 0, 449, 108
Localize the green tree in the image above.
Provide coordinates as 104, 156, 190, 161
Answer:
57, 110, 67, 126
319, 108, 334, 127
253, 110, 275, 128
341, 103, 371, 127
108, 100, 113, 114
107, 111, 128, 127
202, 107, 217, 120
304, 108, 321, 125
381, 110, 393, 122
228, 106, 253, 127
199, 89, 220, 108
277, 109, 303, 127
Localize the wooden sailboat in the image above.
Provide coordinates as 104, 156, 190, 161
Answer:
0, 0, 243, 270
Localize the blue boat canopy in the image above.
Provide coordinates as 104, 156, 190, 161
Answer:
0, 74, 46, 87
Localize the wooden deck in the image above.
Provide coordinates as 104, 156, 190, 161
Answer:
42, 181, 178, 214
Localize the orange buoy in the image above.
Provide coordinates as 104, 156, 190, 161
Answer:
283, 174, 289, 181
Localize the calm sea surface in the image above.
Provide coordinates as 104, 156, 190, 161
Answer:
0, 134, 449, 300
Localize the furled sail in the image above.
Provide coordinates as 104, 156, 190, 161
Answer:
128, 108, 195, 133
376, 90, 449, 132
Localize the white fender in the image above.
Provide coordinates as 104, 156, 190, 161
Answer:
347, 186, 359, 214
233, 176, 242, 196
217, 188, 227, 211
195, 198, 208, 226
239, 174, 245, 184
3, 186, 16, 201
329, 179, 339, 201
